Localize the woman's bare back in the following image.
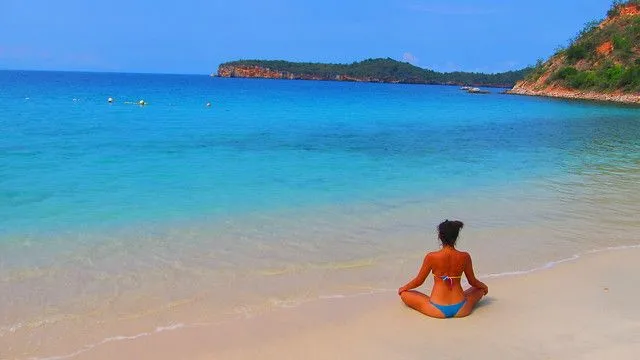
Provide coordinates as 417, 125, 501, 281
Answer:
428, 248, 469, 305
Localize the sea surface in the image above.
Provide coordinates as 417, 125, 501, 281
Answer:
1, 70, 639, 359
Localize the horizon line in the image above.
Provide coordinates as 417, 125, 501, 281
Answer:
1, 60, 531, 77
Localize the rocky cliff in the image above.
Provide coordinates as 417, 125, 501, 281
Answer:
216, 64, 391, 82
509, 2, 640, 104
217, 65, 326, 81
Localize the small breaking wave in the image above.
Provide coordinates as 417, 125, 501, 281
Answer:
30, 323, 186, 360
481, 243, 640, 279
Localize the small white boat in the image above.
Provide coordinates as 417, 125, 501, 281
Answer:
468, 87, 490, 94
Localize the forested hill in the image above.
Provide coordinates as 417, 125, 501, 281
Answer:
510, 0, 640, 103
217, 58, 531, 88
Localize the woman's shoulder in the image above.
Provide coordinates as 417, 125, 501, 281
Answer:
453, 249, 470, 256
457, 250, 472, 262
425, 250, 440, 258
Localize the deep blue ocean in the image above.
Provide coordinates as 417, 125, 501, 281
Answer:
1, 70, 639, 359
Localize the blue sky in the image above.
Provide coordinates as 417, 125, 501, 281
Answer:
0, 0, 616, 74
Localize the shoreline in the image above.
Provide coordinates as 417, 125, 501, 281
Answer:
5, 177, 639, 360
214, 74, 514, 88
507, 87, 640, 106
25, 244, 640, 360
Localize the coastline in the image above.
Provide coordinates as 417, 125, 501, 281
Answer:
507, 86, 640, 105
36, 245, 640, 360
216, 72, 514, 88
215, 60, 524, 88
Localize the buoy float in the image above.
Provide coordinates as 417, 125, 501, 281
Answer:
206, 102, 211, 107
108, 97, 114, 103
138, 100, 146, 106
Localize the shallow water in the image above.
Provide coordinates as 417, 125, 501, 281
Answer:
0, 71, 639, 358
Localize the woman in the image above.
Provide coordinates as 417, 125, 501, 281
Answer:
398, 220, 488, 318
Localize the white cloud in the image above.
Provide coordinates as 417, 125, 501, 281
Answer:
402, 52, 418, 65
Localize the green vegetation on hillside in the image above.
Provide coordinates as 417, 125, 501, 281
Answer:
220, 58, 531, 87
527, 0, 640, 92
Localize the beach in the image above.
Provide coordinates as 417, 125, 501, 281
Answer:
42, 245, 639, 360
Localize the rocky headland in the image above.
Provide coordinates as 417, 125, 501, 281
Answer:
217, 64, 385, 82
508, 2, 640, 105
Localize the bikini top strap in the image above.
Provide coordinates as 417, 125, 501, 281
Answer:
434, 274, 463, 289
434, 274, 462, 279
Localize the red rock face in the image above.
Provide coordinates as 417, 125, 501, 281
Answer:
597, 41, 614, 56
217, 65, 288, 79
600, 4, 640, 28
217, 65, 381, 82
620, 4, 640, 16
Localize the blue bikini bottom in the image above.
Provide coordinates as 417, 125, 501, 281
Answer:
430, 300, 466, 318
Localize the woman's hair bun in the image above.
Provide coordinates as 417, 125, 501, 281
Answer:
437, 219, 464, 246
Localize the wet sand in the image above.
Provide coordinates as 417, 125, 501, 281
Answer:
62, 246, 640, 360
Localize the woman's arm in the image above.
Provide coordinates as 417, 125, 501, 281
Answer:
398, 254, 431, 294
463, 253, 488, 295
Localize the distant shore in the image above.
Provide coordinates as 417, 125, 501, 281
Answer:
214, 72, 512, 89
215, 59, 529, 88
507, 85, 640, 105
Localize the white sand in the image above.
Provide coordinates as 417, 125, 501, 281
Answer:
67, 246, 640, 360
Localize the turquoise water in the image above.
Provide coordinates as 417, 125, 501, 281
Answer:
2, 71, 637, 235
1, 70, 639, 358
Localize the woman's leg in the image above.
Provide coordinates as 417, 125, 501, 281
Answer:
454, 287, 485, 317
399, 290, 445, 318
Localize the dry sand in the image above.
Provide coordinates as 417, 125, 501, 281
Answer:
64, 246, 640, 360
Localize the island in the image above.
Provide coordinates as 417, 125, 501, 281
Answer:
216, 58, 531, 88
508, 0, 640, 104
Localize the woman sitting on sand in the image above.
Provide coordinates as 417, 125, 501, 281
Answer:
398, 220, 488, 318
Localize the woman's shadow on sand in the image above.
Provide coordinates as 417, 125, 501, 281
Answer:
473, 296, 496, 313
